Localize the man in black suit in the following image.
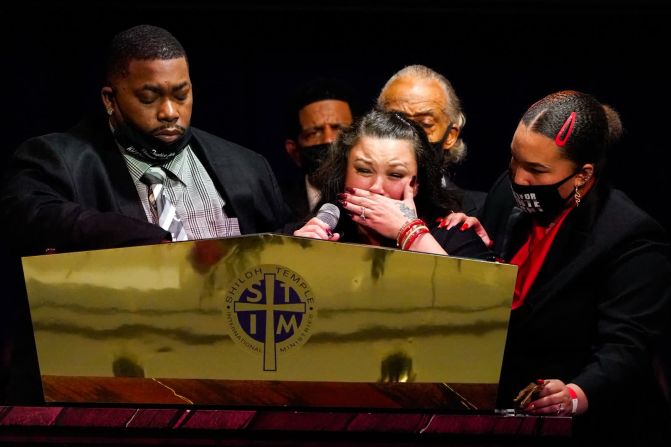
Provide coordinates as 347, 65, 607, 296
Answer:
0, 24, 290, 403
0, 24, 290, 255
280, 78, 356, 219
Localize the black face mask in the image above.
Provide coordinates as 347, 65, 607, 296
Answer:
299, 143, 330, 176
429, 124, 455, 170
430, 126, 450, 157
510, 171, 577, 218
114, 119, 192, 163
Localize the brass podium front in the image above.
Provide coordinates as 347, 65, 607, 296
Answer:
21, 234, 517, 409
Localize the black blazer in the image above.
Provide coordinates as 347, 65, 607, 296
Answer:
0, 116, 292, 404
482, 172, 671, 441
442, 176, 486, 216
0, 116, 291, 255
279, 174, 312, 221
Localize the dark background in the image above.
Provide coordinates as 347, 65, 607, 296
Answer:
4, 0, 671, 231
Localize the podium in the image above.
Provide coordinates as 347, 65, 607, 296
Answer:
20, 233, 518, 409
2, 235, 574, 444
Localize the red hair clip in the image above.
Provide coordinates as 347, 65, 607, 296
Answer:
555, 111, 576, 147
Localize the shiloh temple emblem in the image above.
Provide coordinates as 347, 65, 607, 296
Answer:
224, 264, 316, 371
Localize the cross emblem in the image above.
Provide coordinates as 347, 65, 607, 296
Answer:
234, 273, 307, 370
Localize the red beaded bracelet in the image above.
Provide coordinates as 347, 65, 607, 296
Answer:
396, 218, 425, 247
401, 225, 429, 251
567, 386, 578, 414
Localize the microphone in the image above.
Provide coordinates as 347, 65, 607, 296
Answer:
315, 203, 340, 230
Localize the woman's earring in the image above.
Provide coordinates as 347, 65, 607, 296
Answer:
107, 108, 113, 116
574, 186, 582, 207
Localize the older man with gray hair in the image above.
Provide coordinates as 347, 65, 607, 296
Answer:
377, 65, 485, 215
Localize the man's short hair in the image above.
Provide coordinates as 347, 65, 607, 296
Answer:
284, 77, 358, 138
105, 24, 187, 82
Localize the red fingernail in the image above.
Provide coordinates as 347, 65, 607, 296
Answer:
535, 379, 545, 385
337, 193, 347, 200
460, 223, 469, 231
326, 229, 333, 237
345, 187, 355, 194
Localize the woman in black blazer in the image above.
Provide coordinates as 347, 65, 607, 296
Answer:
480, 90, 671, 442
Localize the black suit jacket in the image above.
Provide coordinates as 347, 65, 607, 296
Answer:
442, 176, 486, 216
0, 116, 291, 255
0, 116, 291, 403
481, 172, 671, 441
279, 174, 312, 221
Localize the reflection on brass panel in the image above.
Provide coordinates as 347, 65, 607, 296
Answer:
22, 234, 517, 408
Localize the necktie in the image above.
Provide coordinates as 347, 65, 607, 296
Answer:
140, 166, 188, 241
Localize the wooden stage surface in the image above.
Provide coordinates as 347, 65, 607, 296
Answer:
0, 377, 572, 445
0, 405, 571, 446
